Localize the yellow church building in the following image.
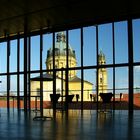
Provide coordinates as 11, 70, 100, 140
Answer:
31, 32, 107, 102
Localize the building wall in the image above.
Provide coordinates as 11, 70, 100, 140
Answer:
69, 81, 93, 101
46, 55, 77, 78
30, 79, 62, 101
30, 79, 93, 101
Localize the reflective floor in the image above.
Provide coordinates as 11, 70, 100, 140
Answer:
0, 108, 140, 140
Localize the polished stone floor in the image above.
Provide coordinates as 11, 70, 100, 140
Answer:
0, 108, 140, 140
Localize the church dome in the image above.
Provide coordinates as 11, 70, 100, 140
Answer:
47, 32, 76, 59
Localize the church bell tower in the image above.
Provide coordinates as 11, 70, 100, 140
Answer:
98, 51, 108, 94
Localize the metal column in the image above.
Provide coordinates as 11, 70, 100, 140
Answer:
17, 33, 20, 109
81, 28, 84, 110
128, 19, 134, 112
6, 34, 10, 109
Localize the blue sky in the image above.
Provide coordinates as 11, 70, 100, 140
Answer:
0, 19, 140, 94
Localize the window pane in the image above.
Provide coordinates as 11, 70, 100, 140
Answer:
30, 73, 41, 98
98, 23, 113, 64
114, 21, 128, 64
115, 67, 128, 93
20, 74, 24, 96
54, 31, 66, 71
10, 40, 17, 72
134, 66, 140, 91
31, 35, 40, 70
20, 38, 24, 72
69, 29, 81, 67
83, 26, 96, 66
10, 75, 17, 97
134, 66, 140, 109
115, 67, 128, 109
0, 76, 7, 96
0, 42, 7, 73
69, 70, 81, 101
107, 68, 113, 93
84, 69, 95, 102
0, 76, 7, 106
133, 19, 140, 62
43, 33, 52, 70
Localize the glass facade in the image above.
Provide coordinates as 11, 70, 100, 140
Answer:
0, 19, 139, 111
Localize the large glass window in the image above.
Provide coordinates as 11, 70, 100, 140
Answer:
0, 19, 139, 110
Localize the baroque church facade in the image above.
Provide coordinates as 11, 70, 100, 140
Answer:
30, 32, 107, 101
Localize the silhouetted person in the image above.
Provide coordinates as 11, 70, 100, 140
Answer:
93, 95, 96, 102
120, 93, 122, 101
76, 94, 79, 102
90, 94, 92, 101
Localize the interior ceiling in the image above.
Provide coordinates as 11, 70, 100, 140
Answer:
0, 0, 140, 38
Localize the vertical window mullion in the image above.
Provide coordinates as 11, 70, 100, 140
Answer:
7, 34, 10, 109
112, 22, 116, 110
17, 33, 20, 109
28, 36, 31, 110
66, 30, 69, 94
52, 32, 56, 110
24, 21, 28, 111
65, 30, 69, 110
40, 31, 43, 116
127, 19, 134, 112
81, 28, 84, 110
96, 25, 99, 110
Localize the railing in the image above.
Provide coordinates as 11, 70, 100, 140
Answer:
0, 88, 139, 109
